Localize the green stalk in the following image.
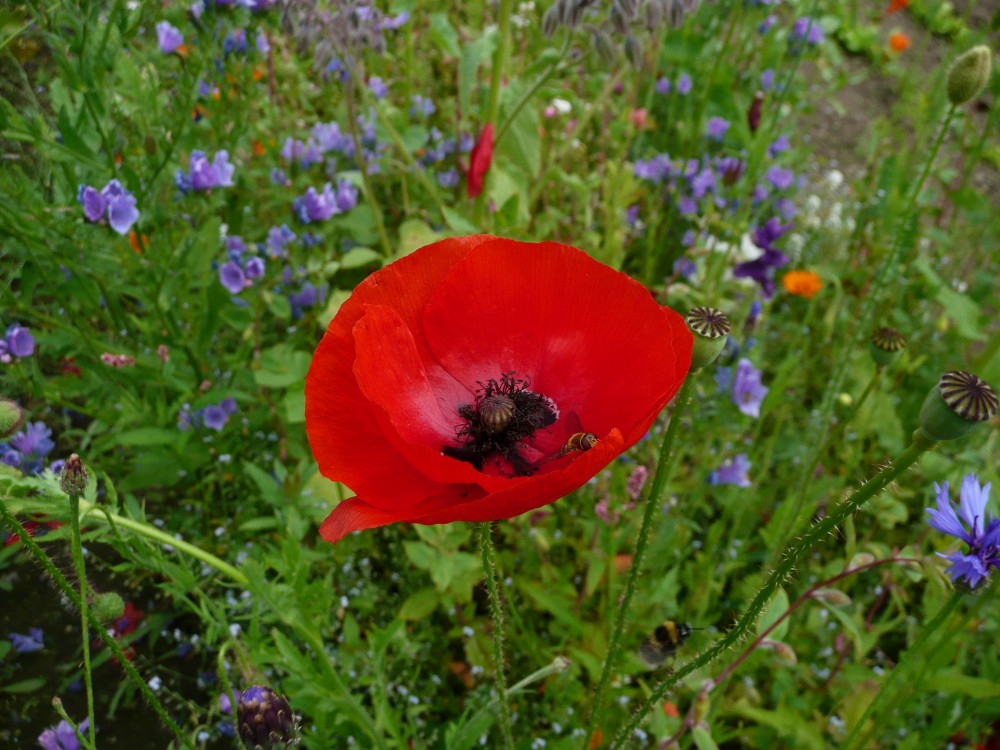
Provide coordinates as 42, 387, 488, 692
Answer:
345, 81, 393, 259
0, 500, 191, 747
480, 522, 515, 750
67, 491, 97, 748
493, 37, 571, 149
581, 377, 694, 750
77, 498, 248, 584
608, 432, 935, 749
842, 591, 965, 750
473, 0, 515, 225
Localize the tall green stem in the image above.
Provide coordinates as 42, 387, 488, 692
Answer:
842, 591, 965, 750
345, 81, 393, 258
473, 0, 514, 225
581, 377, 694, 750
480, 522, 515, 750
608, 432, 935, 749
68, 492, 97, 748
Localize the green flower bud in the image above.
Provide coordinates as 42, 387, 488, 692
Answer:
91, 592, 126, 624
0, 399, 25, 438
592, 29, 617, 67
59, 454, 89, 497
686, 307, 731, 370
918, 370, 997, 442
946, 45, 992, 106
870, 326, 907, 368
624, 35, 643, 71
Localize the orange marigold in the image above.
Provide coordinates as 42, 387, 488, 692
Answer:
889, 32, 911, 52
782, 270, 823, 299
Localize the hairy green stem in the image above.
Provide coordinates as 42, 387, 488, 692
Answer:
0, 500, 191, 747
77, 498, 248, 584
480, 522, 515, 750
842, 590, 965, 750
68, 493, 98, 748
581, 377, 694, 750
608, 432, 935, 749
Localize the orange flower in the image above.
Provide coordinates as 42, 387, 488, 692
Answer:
251, 139, 266, 157
128, 230, 149, 254
662, 701, 680, 718
889, 32, 911, 52
782, 270, 823, 299
885, 0, 908, 16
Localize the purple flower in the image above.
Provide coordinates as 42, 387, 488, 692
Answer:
627, 465, 649, 500
294, 184, 335, 223
6, 324, 35, 358
790, 17, 824, 46
219, 397, 238, 415
156, 21, 184, 54
270, 168, 289, 186
380, 11, 409, 30
334, 180, 358, 212
766, 166, 795, 190
11, 422, 54, 461
655, 76, 671, 94
182, 150, 235, 192
106, 192, 139, 235
38, 719, 90, 750
709, 454, 752, 487
223, 28, 248, 56
266, 224, 296, 257
256, 28, 270, 53
313, 122, 352, 154
9, 627, 44, 653
673, 256, 697, 280
688, 168, 716, 199
203, 405, 229, 431
926, 474, 1000, 589
436, 169, 459, 189
761, 68, 775, 91
759, 14, 777, 34
77, 186, 107, 223
219, 262, 246, 294
634, 154, 674, 183
410, 95, 436, 118
77, 181, 139, 233
368, 76, 388, 99
245, 256, 265, 279
676, 73, 692, 95
731, 358, 768, 418
706, 117, 730, 141
768, 135, 790, 157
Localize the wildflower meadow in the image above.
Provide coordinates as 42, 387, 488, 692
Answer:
2, 0, 1000, 748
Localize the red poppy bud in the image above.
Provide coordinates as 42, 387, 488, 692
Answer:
467, 123, 495, 199
305, 236, 693, 544
747, 90, 764, 133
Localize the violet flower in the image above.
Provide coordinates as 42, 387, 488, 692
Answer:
926, 474, 1000, 589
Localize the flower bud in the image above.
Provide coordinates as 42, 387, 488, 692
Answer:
592, 29, 618, 67
60, 454, 89, 497
542, 4, 561, 37
869, 326, 906, 368
946, 45, 992, 106
759, 638, 797, 665
810, 588, 852, 607
747, 91, 764, 133
686, 307, 731, 370
0, 399, 25, 438
918, 370, 998, 442
624, 35, 643, 71
237, 686, 298, 749
91, 592, 126, 624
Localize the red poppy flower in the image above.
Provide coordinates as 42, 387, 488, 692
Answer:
466, 123, 494, 199
305, 236, 692, 544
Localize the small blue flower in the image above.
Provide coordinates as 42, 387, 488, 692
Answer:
709, 454, 752, 487
9, 627, 44, 653
39, 719, 90, 750
368, 76, 388, 99
926, 474, 1000, 589
706, 117, 730, 141
156, 21, 184, 54
219, 262, 246, 294
676, 73, 692, 95
731, 358, 768, 418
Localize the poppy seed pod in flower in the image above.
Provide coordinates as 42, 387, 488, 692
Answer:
305, 236, 693, 544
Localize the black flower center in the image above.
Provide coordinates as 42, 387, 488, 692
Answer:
443, 371, 558, 476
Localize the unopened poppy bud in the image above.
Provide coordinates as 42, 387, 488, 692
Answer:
237, 686, 298, 749
91, 592, 126, 624
624, 35, 643, 71
0, 398, 24, 438
946, 45, 992, 106
592, 29, 617, 67
870, 326, 906, 367
479, 394, 515, 433
747, 91, 764, 133
542, 4, 561, 37
811, 588, 852, 607
59, 454, 88, 497
686, 307, 731, 370
918, 370, 998, 442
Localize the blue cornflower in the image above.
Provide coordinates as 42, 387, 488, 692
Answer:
731, 358, 768, 418
709, 454, 752, 487
9, 627, 44, 653
926, 474, 1000, 589
39, 719, 90, 750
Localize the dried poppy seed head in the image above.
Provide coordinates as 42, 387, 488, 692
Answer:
870, 326, 907, 367
59, 454, 88, 497
687, 307, 730, 370
946, 45, 992, 106
237, 686, 298, 749
0, 399, 24, 439
918, 371, 998, 442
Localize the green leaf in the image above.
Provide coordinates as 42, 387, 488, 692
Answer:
429, 12, 460, 57
254, 344, 311, 388
442, 206, 480, 235
931, 668, 1000, 697
912, 257, 984, 340
399, 587, 440, 620
283, 387, 305, 424
692, 725, 720, 750
397, 218, 443, 258
757, 587, 790, 642
339, 246, 381, 270
400, 124, 429, 152
0, 677, 46, 694
113, 427, 180, 448
459, 31, 497, 120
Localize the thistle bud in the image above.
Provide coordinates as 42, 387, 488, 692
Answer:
91, 592, 126, 624
592, 29, 618, 67
686, 307, 731, 370
60, 454, 89, 497
237, 686, 298, 749
745, 91, 763, 133
624, 35, 643, 71
870, 326, 907, 367
479, 394, 515, 433
946, 45, 992, 106
0, 399, 24, 438
918, 370, 998, 442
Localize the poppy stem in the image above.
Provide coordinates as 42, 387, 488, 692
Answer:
67, 490, 98, 749
581, 376, 694, 750
479, 521, 516, 750
605, 434, 935, 750
0, 499, 190, 745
